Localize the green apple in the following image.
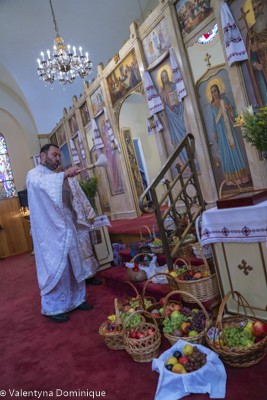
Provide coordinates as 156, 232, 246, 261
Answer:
191, 308, 199, 313
171, 310, 181, 319
159, 308, 164, 315
188, 330, 198, 337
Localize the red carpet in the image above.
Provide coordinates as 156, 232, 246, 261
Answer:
0, 253, 266, 400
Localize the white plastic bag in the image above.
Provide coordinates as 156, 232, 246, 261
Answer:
152, 339, 226, 400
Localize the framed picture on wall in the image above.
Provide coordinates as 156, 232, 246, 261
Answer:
60, 143, 72, 171
91, 86, 105, 116
50, 132, 58, 147
175, 0, 214, 37
106, 49, 142, 106
91, 145, 111, 214
95, 113, 124, 195
80, 101, 91, 126
141, 17, 172, 68
56, 125, 66, 147
69, 114, 79, 136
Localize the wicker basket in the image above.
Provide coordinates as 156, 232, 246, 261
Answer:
122, 280, 156, 310
169, 235, 196, 257
122, 310, 161, 363
126, 253, 154, 282
98, 298, 125, 350
148, 220, 163, 254
175, 244, 220, 304
144, 272, 181, 330
163, 290, 212, 347
166, 258, 189, 291
137, 225, 154, 253
206, 290, 267, 368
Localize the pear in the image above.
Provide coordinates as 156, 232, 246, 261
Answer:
172, 363, 187, 374
183, 344, 193, 356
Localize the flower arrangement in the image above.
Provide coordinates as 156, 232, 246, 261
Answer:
234, 105, 267, 154
79, 175, 99, 215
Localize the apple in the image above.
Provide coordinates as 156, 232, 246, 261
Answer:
129, 331, 138, 339
178, 356, 189, 366
171, 310, 181, 318
136, 332, 146, 339
147, 328, 155, 337
251, 321, 267, 338
159, 308, 164, 315
214, 339, 225, 347
169, 271, 178, 277
173, 304, 182, 311
172, 329, 183, 337
245, 321, 253, 331
153, 313, 160, 317
166, 308, 173, 316
167, 356, 178, 365
183, 344, 193, 356
188, 330, 198, 337
172, 363, 187, 374
159, 297, 167, 307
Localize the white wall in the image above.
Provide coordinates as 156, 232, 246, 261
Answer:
119, 96, 165, 199
0, 109, 33, 192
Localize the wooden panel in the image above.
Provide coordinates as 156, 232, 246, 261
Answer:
0, 198, 32, 257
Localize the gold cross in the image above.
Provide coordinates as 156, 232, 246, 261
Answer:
238, 259, 253, 276
204, 53, 211, 67
238, 7, 252, 38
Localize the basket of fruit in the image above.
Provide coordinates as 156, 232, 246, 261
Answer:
152, 340, 226, 399
122, 281, 156, 312
162, 290, 212, 347
168, 234, 196, 257
99, 298, 146, 350
206, 290, 267, 368
175, 244, 220, 304
122, 309, 161, 363
130, 225, 155, 256
166, 258, 188, 291
126, 253, 158, 282
148, 221, 163, 254
143, 273, 181, 329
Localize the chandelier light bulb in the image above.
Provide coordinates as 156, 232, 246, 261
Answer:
47, 50, 51, 59
41, 52, 44, 61
73, 46, 76, 55
79, 47, 82, 55
67, 45, 70, 52
37, 59, 41, 67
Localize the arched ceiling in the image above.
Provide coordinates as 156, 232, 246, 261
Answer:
0, 0, 157, 136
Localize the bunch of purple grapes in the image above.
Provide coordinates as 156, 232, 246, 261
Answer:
184, 347, 207, 373
179, 307, 192, 317
185, 310, 213, 333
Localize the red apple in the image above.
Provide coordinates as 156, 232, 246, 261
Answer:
173, 304, 182, 311
160, 297, 167, 307
166, 308, 172, 316
129, 331, 138, 339
147, 328, 155, 337
178, 356, 189, 366
251, 321, 267, 338
136, 332, 146, 339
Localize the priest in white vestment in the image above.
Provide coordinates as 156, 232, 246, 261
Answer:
26, 144, 99, 323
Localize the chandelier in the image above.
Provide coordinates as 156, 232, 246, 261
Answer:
37, 0, 92, 87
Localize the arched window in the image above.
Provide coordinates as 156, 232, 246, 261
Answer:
0, 133, 17, 199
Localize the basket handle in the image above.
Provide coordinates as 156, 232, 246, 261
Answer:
122, 281, 141, 304
173, 258, 190, 271
195, 215, 202, 244
140, 225, 152, 240
152, 220, 158, 240
186, 244, 210, 274
219, 180, 242, 199
141, 272, 179, 307
114, 298, 123, 326
121, 309, 158, 339
162, 290, 211, 329
130, 253, 153, 263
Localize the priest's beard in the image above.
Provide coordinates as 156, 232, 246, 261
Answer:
44, 156, 60, 171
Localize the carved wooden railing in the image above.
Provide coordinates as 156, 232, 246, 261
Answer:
139, 134, 205, 271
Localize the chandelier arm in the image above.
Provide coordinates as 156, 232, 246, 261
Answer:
49, 0, 60, 38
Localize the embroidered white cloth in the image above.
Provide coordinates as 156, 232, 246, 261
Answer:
70, 131, 86, 165
91, 215, 112, 230
125, 254, 158, 279
169, 48, 187, 101
26, 165, 98, 296
103, 107, 114, 141
221, 1, 248, 67
152, 340, 226, 400
92, 118, 104, 149
154, 114, 163, 132
33, 154, 41, 167
144, 70, 164, 117
201, 200, 267, 246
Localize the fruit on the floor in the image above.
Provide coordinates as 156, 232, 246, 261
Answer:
173, 350, 182, 359
172, 363, 187, 374
178, 356, 189, 366
183, 344, 193, 356
251, 321, 267, 338
167, 356, 178, 365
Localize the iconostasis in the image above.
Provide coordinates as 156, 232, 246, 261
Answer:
48, 0, 267, 220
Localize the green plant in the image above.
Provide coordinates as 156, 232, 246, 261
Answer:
235, 105, 267, 153
79, 175, 99, 215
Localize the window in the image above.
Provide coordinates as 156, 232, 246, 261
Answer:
0, 133, 17, 199
198, 23, 218, 45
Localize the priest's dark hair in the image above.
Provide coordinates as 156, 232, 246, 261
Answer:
40, 143, 59, 155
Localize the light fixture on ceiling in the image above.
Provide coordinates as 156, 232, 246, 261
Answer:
37, 0, 92, 87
